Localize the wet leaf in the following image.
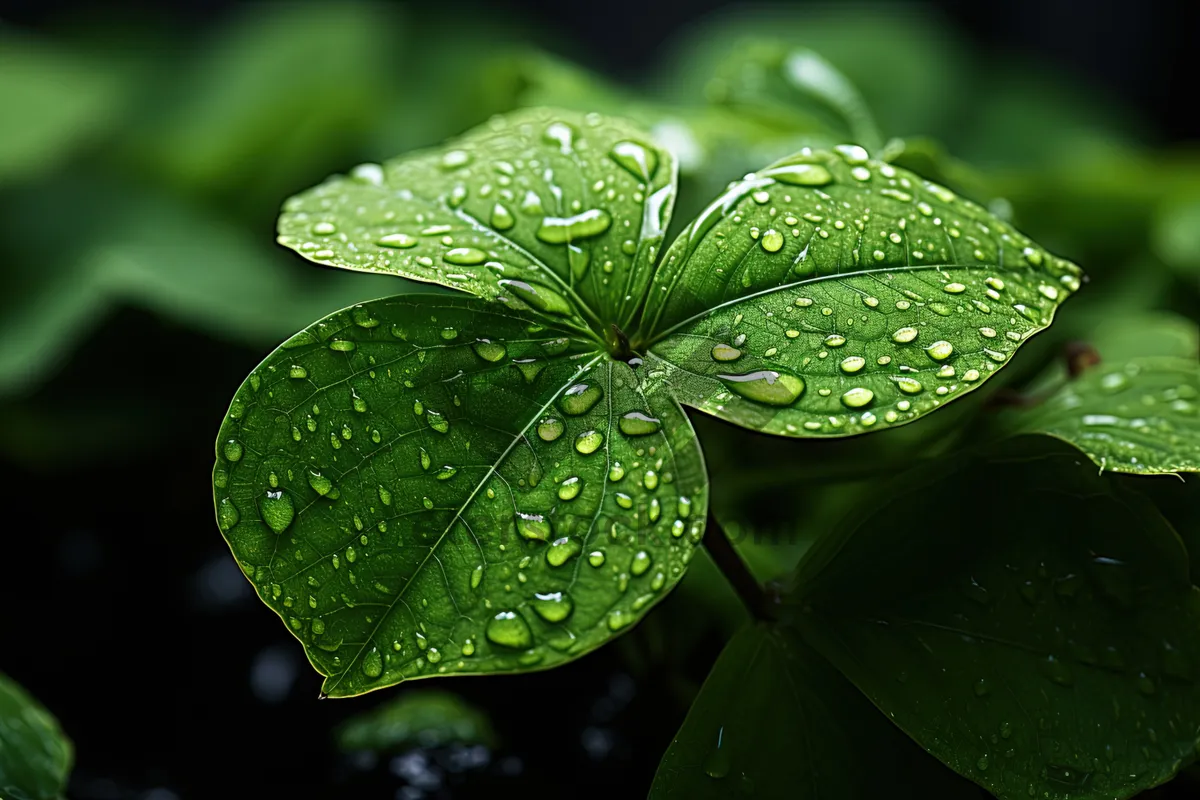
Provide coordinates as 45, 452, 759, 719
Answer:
790, 438, 1200, 800
336, 689, 496, 752
0, 672, 72, 800
213, 295, 706, 696
1016, 356, 1200, 475
276, 107, 677, 334
642, 148, 1081, 437
650, 623, 982, 798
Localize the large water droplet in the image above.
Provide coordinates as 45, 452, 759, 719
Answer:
760, 162, 833, 186
443, 247, 487, 266
361, 648, 383, 678
619, 411, 661, 436
720, 371, 805, 406
485, 611, 532, 648
532, 591, 574, 622
841, 387, 874, 408
472, 339, 507, 362
537, 417, 564, 441
711, 343, 742, 362
261, 490, 295, 533
217, 497, 240, 531
558, 476, 581, 501
559, 383, 603, 415
498, 279, 573, 315
575, 430, 604, 454
515, 512, 551, 541
535, 209, 612, 244
546, 536, 582, 567
610, 140, 659, 181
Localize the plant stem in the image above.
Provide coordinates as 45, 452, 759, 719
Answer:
703, 510, 776, 621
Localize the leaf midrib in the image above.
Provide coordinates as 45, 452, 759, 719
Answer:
323, 350, 607, 695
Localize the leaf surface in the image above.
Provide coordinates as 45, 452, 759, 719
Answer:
650, 624, 981, 798
277, 108, 677, 334
0, 672, 72, 800
791, 438, 1200, 800
1016, 356, 1200, 475
643, 148, 1081, 436
213, 295, 706, 696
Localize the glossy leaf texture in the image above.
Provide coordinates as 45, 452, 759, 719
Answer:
0, 672, 72, 800
641, 147, 1082, 437
277, 107, 677, 334
790, 438, 1200, 800
650, 624, 982, 799
1016, 356, 1200, 475
336, 689, 496, 752
213, 295, 707, 696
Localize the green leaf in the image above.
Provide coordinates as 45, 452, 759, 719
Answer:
641, 148, 1082, 437
699, 42, 882, 154
0, 176, 430, 395
791, 437, 1200, 800
127, 3, 399, 202
213, 295, 706, 696
336, 688, 496, 752
0, 36, 129, 184
651, 624, 981, 798
0, 672, 72, 800
1014, 356, 1200, 475
276, 107, 678, 334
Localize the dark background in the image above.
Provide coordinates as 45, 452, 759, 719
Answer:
1, 1, 1196, 798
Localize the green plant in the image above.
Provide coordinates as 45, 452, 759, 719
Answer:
202, 45, 1200, 799
0, 673, 71, 800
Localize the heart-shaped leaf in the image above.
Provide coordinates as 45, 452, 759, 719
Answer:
1016, 356, 1200, 475
213, 295, 706, 696
0, 672, 72, 800
790, 437, 1200, 800
276, 107, 677, 334
650, 624, 982, 798
641, 148, 1082, 436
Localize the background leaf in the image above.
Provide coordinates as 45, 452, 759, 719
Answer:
0, 672, 72, 800
650, 623, 983, 798
336, 688, 497, 753
276, 107, 678, 334
642, 147, 1081, 437
791, 437, 1200, 800
214, 295, 707, 696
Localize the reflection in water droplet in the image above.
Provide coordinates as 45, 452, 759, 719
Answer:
720, 370, 805, 406
619, 411, 661, 436
560, 383, 603, 415
486, 611, 532, 648
532, 591, 574, 622
472, 339, 507, 362
515, 512, 551, 541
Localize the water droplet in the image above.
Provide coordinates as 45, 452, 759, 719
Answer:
537, 417, 564, 441
427, 410, 450, 434
1038, 655, 1075, 687
711, 344, 742, 362
619, 411, 661, 436
377, 232, 417, 248
760, 162, 833, 186
223, 439, 243, 462
441, 150, 471, 169
471, 564, 484, 589
588, 550, 606, 567
575, 430, 603, 454
892, 327, 918, 343
485, 611, 532, 648
536, 209, 612, 244
760, 229, 784, 253
558, 476, 581, 501
435, 465, 457, 481
609, 462, 625, 482
610, 140, 659, 181
515, 512, 551, 541
361, 648, 383, 678
490, 203, 515, 231
926, 341, 954, 361
443, 247, 487, 266
841, 387, 874, 408
546, 536, 582, 567
261, 490, 294, 533
217, 497, 240, 531
472, 339, 506, 362
532, 591, 574, 622
894, 377, 923, 395
719, 370, 805, 406
631, 551, 652, 576
835, 144, 870, 164
559, 383, 603, 415
702, 727, 732, 778
840, 356, 866, 373
498, 279, 573, 315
